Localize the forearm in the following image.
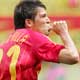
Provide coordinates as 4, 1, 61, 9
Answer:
60, 31, 79, 58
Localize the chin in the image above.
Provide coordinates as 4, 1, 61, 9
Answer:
41, 31, 50, 36
45, 32, 49, 36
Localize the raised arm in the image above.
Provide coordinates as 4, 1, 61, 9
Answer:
52, 21, 79, 64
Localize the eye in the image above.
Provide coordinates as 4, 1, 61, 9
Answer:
43, 14, 46, 17
41, 14, 46, 18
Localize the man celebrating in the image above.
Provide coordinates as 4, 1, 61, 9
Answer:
0, 0, 79, 80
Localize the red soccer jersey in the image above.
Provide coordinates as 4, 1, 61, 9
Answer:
0, 29, 64, 80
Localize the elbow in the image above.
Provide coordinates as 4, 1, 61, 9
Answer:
59, 49, 79, 64
67, 50, 79, 64
69, 55, 79, 64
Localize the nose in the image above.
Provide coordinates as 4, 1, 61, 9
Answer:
46, 17, 50, 24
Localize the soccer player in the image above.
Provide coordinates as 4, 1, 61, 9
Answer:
0, 0, 79, 80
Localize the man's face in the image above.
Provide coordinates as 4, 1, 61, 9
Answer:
32, 7, 52, 36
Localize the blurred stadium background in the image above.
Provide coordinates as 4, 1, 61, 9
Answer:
0, 0, 80, 80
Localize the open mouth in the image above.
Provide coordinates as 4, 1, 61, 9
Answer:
48, 29, 51, 32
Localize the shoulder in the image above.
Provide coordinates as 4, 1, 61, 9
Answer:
28, 29, 54, 46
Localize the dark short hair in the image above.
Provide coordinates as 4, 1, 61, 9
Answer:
14, 0, 46, 29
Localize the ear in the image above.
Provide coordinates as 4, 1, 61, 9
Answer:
25, 19, 33, 28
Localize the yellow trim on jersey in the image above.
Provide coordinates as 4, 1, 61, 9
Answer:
7, 45, 20, 80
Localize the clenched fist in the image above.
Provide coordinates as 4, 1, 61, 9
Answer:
52, 20, 68, 35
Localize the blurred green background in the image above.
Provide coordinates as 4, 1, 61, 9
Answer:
0, 0, 80, 80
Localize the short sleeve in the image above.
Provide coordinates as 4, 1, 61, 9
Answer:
36, 42, 65, 63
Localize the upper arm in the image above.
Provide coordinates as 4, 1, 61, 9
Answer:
58, 48, 79, 64
36, 43, 65, 63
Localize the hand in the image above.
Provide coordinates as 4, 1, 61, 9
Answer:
52, 20, 68, 35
